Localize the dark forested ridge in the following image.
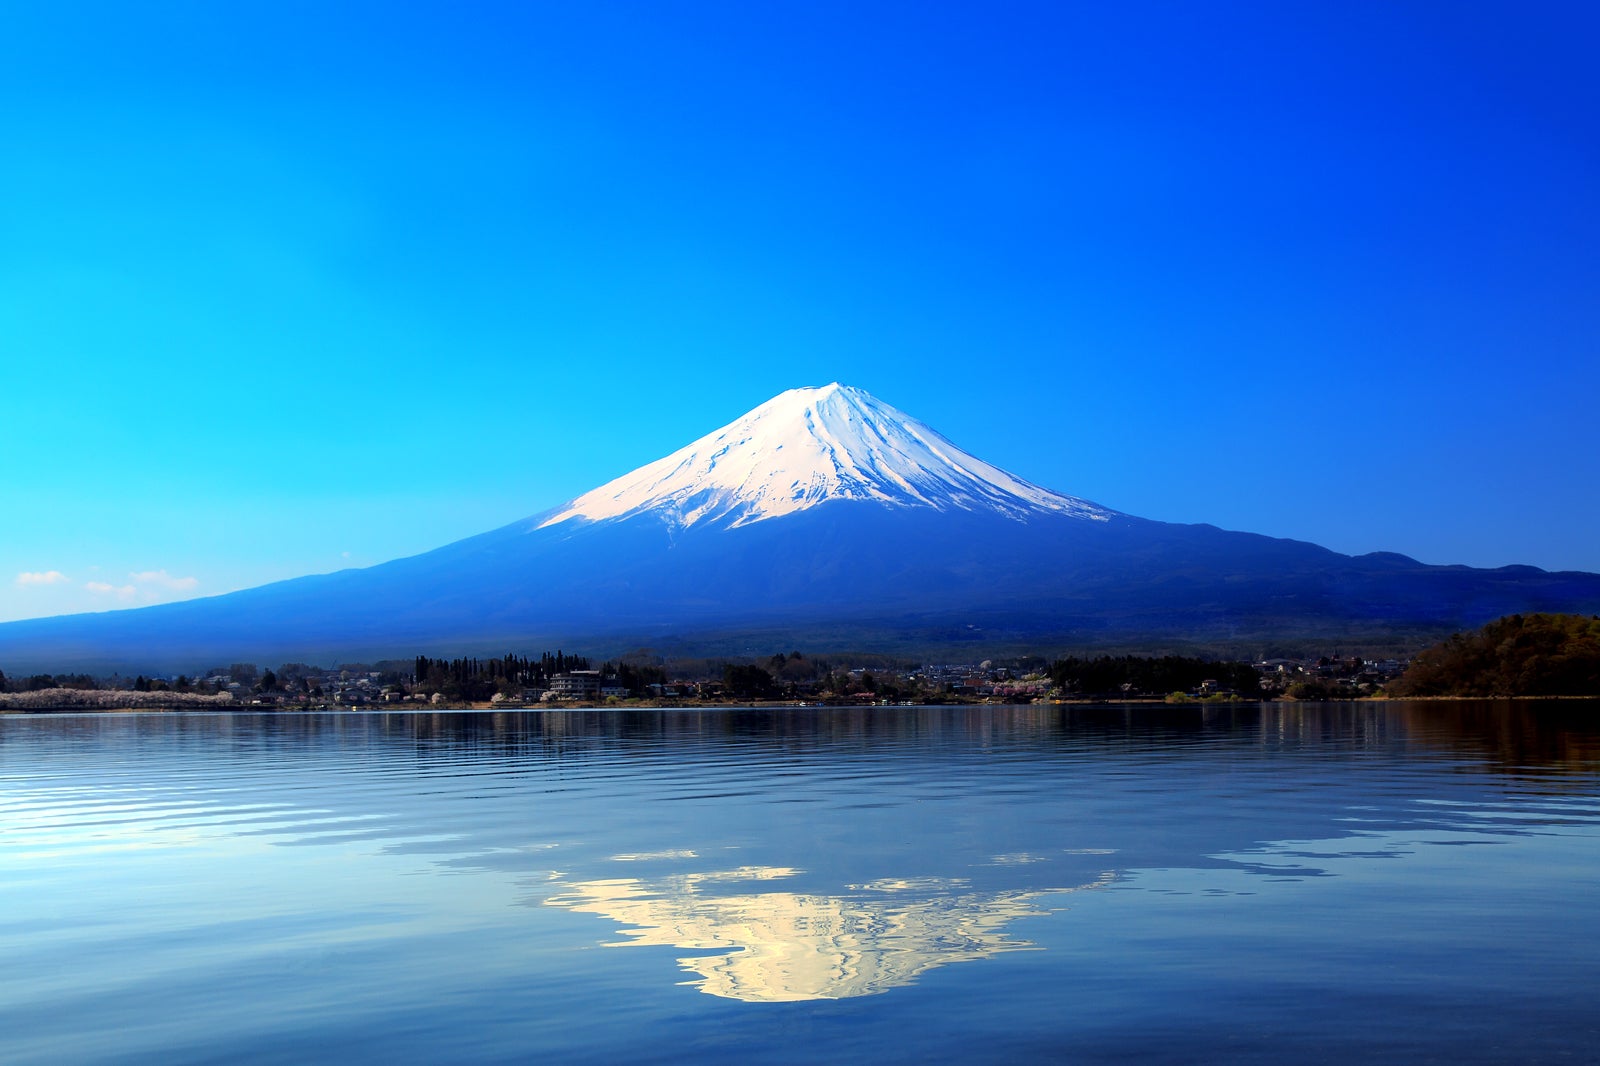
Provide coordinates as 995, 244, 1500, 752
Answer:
1390, 614, 1600, 697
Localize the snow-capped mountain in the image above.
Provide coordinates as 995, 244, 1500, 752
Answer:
3, 384, 1599, 671
539, 383, 1110, 530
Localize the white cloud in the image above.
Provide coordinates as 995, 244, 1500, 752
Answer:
16, 570, 70, 586
6, 566, 202, 617
129, 569, 200, 592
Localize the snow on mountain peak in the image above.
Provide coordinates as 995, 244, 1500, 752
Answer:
538, 383, 1112, 531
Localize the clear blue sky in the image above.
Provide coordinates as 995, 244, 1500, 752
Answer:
4, 1, 1597, 622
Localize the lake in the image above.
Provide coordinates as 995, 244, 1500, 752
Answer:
3, 702, 1598, 1063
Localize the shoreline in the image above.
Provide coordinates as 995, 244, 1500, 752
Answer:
5, 694, 1597, 715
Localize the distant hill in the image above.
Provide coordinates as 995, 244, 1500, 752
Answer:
3, 385, 1599, 673
1390, 613, 1600, 697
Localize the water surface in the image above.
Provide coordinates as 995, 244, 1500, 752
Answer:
3, 702, 1598, 1062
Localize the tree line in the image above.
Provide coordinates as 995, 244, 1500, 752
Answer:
1047, 656, 1263, 698
409, 652, 672, 702
412, 651, 592, 702
1390, 613, 1600, 697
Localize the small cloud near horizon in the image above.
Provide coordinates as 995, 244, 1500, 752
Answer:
83, 569, 201, 601
129, 569, 200, 592
81, 569, 202, 602
3, 566, 204, 623
15, 570, 70, 586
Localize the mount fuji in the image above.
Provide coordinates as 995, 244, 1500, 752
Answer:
4, 383, 1599, 671
537, 383, 1111, 530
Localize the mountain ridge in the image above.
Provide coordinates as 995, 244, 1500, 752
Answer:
2, 384, 1599, 672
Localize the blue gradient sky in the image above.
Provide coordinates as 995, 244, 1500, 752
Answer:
4, 1, 1598, 622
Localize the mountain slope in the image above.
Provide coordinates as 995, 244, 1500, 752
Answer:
538, 383, 1111, 529
2, 384, 1599, 671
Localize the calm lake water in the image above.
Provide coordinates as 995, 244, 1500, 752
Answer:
3, 702, 1598, 1063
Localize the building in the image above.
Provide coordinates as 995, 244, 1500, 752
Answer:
547, 671, 602, 700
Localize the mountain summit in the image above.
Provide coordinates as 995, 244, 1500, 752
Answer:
3, 384, 1599, 671
539, 383, 1111, 530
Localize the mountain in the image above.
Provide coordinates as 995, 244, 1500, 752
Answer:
537, 383, 1111, 529
4, 383, 1599, 671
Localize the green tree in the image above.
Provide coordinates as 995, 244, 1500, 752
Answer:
1392, 613, 1600, 697
1049, 655, 1262, 698
723, 664, 775, 699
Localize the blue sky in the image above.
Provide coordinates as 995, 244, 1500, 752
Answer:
4, 1, 1597, 623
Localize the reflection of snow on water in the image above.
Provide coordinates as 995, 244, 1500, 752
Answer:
547, 864, 1114, 1002
987, 853, 1049, 866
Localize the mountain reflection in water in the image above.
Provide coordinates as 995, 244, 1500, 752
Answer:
4, 701, 1599, 1064
547, 864, 1114, 1002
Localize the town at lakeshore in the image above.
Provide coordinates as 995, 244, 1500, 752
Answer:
0, 653, 1402, 711
6, 605, 1593, 704
4, 613, 1597, 709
